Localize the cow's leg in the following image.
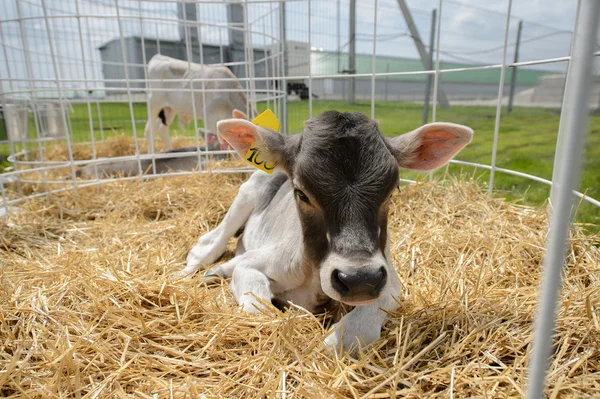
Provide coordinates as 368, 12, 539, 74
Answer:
231, 264, 274, 313
323, 267, 401, 353
145, 100, 162, 154
182, 172, 268, 275
158, 125, 172, 151
205, 248, 275, 312
157, 108, 175, 151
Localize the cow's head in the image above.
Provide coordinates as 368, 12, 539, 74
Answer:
217, 111, 473, 306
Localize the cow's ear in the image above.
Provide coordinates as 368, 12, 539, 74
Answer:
217, 118, 288, 169
232, 109, 247, 119
215, 110, 247, 147
389, 122, 473, 171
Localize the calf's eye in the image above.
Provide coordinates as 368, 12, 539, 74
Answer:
294, 188, 310, 204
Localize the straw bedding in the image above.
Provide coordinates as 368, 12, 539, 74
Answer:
40, 135, 203, 161
1, 161, 600, 397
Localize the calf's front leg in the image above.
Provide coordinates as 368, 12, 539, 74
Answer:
205, 248, 276, 312
324, 267, 401, 353
231, 265, 274, 313
183, 172, 270, 276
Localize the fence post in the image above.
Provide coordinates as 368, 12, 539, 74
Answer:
507, 20, 523, 115
385, 63, 390, 102
550, 0, 582, 207
526, 0, 600, 397
348, 0, 356, 104
422, 9, 437, 125
337, 0, 341, 74
279, 1, 288, 134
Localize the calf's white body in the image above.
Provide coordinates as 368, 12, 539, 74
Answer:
184, 111, 473, 352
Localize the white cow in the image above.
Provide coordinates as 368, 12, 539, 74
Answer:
144, 54, 252, 153
183, 111, 473, 353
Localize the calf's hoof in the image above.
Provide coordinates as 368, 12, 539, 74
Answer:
202, 267, 227, 284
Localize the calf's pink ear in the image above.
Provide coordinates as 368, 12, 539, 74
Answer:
218, 110, 249, 146
216, 119, 257, 159
232, 109, 247, 119
216, 119, 286, 166
389, 122, 473, 171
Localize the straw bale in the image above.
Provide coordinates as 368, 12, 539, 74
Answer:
1, 170, 599, 398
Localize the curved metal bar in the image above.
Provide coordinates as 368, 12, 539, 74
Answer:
450, 160, 600, 208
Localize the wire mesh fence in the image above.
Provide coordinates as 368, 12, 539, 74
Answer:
0, 0, 599, 395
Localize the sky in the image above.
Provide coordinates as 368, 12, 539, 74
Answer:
0, 0, 588, 97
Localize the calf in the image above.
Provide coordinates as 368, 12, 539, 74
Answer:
183, 111, 473, 352
145, 54, 252, 153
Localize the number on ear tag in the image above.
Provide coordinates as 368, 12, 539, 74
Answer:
244, 110, 280, 174
245, 145, 276, 173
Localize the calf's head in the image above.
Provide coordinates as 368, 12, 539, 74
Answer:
217, 111, 473, 305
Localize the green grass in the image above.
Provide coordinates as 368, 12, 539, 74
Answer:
2, 100, 599, 230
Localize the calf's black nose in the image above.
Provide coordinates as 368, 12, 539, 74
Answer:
331, 266, 387, 299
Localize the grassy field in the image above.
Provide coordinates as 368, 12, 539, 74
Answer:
2, 99, 599, 229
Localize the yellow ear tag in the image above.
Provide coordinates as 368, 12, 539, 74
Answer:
252, 109, 280, 131
245, 109, 280, 174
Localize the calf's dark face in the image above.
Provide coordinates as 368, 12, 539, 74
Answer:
217, 111, 473, 305
291, 114, 399, 305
